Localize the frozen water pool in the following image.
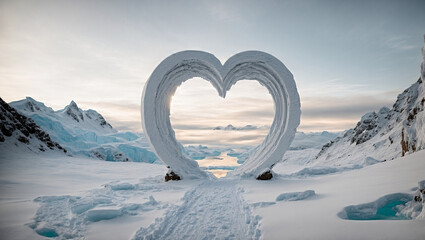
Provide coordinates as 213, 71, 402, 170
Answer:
338, 193, 412, 220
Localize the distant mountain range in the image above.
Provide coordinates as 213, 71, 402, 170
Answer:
0, 95, 343, 161
213, 124, 263, 131
3, 97, 158, 163
1, 68, 424, 169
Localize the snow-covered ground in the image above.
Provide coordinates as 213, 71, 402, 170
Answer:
1, 149, 424, 239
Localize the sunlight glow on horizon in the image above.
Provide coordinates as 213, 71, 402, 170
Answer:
1, 0, 424, 146
170, 79, 274, 146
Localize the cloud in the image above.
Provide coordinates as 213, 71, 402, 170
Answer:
385, 36, 416, 50
79, 101, 140, 113
298, 92, 396, 132
109, 120, 142, 132
171, 124, 212, 130
205, 1, 242, 22
75, 87, 399, 138
77, 100, 142, 132
175, 128, 268, 147
301, 94, 394, 118
299, 78, 369, 97
2, 0, 417, 146
298, 118, 360, 132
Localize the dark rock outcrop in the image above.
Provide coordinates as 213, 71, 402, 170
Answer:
65, 101, 84, 122
0, 97, 67, 153
165, 169, 181, 182
256, 170, 273, 180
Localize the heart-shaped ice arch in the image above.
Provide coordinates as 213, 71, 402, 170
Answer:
141, 51, 300, 179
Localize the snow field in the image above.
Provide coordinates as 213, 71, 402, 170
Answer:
133, 180, 261, 240
1, 149, 425, 239
241, 150, 425, 240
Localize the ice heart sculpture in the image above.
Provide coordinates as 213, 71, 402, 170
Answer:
141, 51, 300, 179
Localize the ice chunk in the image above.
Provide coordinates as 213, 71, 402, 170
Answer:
71, 203, 94, 214
276, 190, 315, 201
107, 182, 135, 191
251, 201, 276, 208
86, 207, 122, 222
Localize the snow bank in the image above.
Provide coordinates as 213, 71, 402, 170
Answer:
276, 190, 315, 201
397, 180, 425, 220
283, 164, 362, 177
141, 51, 300, 179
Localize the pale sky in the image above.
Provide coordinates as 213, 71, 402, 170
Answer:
1, 0, 424, 146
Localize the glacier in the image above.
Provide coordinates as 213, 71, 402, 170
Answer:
9, 98, 159, 163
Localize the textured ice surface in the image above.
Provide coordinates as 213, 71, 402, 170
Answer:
29, 181, 171, 239
141, 51, 300, 179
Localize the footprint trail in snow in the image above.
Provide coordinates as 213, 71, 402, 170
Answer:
133, 180, 261, 240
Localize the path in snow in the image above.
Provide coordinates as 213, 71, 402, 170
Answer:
133, 180, 261, 240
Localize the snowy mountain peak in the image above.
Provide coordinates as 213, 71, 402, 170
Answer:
59, 101, 113, 130
10, 97, 116, 136
0, 97, 67, 154
63, 100, 85, 122
56, 100, 115, 133
9, 97, 54, 114
350, 107, 391, 145
69, 100, 78, 109
213, 124, 260, 131
85, 109, 113, 129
